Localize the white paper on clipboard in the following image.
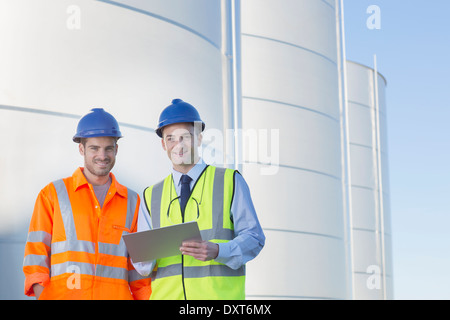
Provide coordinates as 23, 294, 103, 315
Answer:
122, 221, 202, 262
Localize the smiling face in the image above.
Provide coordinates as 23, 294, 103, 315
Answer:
161, 122, 202, 173
79, 136, 118, 185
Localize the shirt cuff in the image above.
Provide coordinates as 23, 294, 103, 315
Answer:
216, 242, 231, 260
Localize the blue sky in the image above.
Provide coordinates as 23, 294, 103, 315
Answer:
343, 0, 450, 299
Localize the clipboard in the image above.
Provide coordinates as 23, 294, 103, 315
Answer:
122, 221, 202, 262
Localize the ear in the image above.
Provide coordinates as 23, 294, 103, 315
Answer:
197, 133, 203, 146
115, 143, 119, 155
161, 138, 167, 151
79, 143, 85, 156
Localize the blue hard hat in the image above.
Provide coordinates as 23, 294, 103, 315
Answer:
73, 108, 122, 143
156, 99, 205, 137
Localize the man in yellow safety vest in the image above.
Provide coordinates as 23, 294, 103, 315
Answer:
133, 99, 265, 300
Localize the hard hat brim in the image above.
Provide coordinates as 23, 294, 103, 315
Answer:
155, 121, 205, 138
73, 129, 123, 143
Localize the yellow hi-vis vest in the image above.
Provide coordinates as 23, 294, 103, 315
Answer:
143, 165, 245, 300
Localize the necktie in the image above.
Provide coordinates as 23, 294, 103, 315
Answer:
180, 174, 192, 216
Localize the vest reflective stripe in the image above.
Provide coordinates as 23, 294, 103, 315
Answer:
153, 264, 245, 280
150, 180, 164, 229
145, 166, 245, 300
50, 179, 135, 281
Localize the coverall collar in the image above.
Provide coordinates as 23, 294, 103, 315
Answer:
72, 167, 127, 197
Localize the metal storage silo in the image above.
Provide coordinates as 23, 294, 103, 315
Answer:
345, 60, 393, 299
240, 0, 351, 299
0, 0, 225, 299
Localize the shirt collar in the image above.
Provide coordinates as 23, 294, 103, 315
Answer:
72, 167, 127, 197
172, 158, 207, 187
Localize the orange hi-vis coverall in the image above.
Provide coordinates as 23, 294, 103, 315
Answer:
23, 168, 151, 300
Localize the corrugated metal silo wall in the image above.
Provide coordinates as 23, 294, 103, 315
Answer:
345, 61, 393, 299
240, 0, 350, 299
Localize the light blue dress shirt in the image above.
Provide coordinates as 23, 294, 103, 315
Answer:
133, 159, 265, 276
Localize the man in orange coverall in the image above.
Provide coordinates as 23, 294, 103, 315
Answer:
23, 108, 151, 300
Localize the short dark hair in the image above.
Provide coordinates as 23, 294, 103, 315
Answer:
79, 137, 119, 147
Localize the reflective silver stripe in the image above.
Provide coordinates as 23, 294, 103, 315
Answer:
51, 261, 95, 277
200, 228, 234, 242
126, 189, 138, 229
53, 179, 77, 240
153, 264, 245, 280
150, 180, 164, 229
51, 261, 129, 281
212, 167, 226, 237
95, 264, 128, 280
209, 167, 234, 241
26, 231, 52, 247
23, 254, 50, 268
98, 241, 127, 258
185, 265, 245, 278
152, 263, 182, 280
52, 240, 95, 254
